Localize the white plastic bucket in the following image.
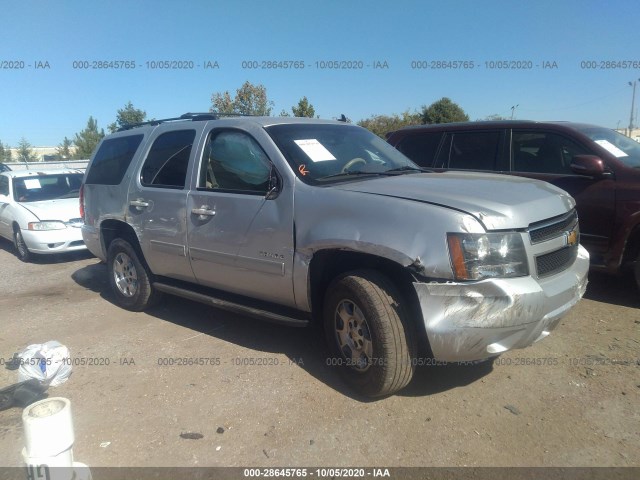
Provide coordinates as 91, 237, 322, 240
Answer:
22, 397, 74, 457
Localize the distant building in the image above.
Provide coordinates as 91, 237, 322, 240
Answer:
7, 145, 78, 162
614, 128, 640, 142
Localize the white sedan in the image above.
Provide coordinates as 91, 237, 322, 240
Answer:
0, 168, 87, 261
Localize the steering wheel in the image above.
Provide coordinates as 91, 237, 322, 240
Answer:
341, 157, 367, 173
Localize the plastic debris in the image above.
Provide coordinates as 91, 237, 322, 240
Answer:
16, 341, 72, 387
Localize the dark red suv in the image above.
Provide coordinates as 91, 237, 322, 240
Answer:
387, 121, 640, 289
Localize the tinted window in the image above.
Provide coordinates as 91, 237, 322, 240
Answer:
85, 135, 144, 185
396, 133, 443, 167
141, 130, 195, 188
512, 131, 588, 174
0, 175, 8, 195
12, 174, 84, 202
200, 130, 271, 193
448, 131, 500, 170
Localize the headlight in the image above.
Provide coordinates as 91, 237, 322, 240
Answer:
447, 232, 528, 281
28, 221, 66, 231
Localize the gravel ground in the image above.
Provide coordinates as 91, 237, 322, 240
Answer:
0, 238, 638, 471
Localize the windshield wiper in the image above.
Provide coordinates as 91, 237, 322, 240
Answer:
318, 171, 391, 181
385, 166, 433, 174
318, 166, 432, 181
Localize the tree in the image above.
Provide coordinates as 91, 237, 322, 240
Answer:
56, 137, 73, 160
291, 96, 315, 118
74, 116, 105, 159
279, 109, 291, 117
210, 81, 274, 115
481, 114, 508, 121
16, 138, 38, 163
421, 97, 469, 124
0, 140, 12, 162
108, 101, 147, 133
358, 110, 422, 138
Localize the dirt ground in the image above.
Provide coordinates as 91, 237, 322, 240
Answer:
0, 238, 638, 470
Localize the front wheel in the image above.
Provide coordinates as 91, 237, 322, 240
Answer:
323, 270, 417, 397
13, 228, 31, 262
107, 238, 160, 311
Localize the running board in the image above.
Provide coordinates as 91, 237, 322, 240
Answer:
153, 282, 310, 327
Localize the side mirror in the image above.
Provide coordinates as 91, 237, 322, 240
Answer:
265, 166, 281, 200
570, 155, 611, 178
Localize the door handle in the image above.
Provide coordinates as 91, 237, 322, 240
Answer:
129, 199, 150, 210
191, 206, 216, 217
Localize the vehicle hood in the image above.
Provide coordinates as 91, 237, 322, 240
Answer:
18, 198, 82, 222
332, 172, 575, 230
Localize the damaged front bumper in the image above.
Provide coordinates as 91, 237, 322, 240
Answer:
413, 245, 589, 362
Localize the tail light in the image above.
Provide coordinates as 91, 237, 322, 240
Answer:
79, 184, 85, 222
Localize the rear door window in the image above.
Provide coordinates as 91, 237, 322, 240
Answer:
140, 130, 196, 189
446, 131, 502, 170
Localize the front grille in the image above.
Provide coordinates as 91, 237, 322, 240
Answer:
529, 210, 578, 244
536, 245, 578, 278
69, 240, 85, 247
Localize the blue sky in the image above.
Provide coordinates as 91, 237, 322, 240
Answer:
1, 0, 639, 146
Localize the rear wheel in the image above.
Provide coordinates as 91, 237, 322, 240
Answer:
107, 238, 160, 311
323, 270, 417, 397
13, 228, 31, 262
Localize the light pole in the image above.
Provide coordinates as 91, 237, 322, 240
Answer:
628, 79, 640, 137
510, 104, 519, 120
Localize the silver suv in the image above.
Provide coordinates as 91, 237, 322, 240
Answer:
81, 113, 589, 397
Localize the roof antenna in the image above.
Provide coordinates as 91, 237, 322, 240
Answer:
338, 114, 347, 122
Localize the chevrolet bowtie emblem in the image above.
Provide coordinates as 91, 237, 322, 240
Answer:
565, 227, 579, 247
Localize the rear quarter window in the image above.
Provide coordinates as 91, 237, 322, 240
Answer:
85, 134, 144, 185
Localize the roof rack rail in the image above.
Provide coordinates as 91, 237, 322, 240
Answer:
117, 111, 264, 131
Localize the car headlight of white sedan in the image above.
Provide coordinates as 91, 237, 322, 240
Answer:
28, 221, 67, 231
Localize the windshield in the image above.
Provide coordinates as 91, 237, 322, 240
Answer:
265, 123, 420, 184
576, 126, 640, 168
13, 173, 84, 202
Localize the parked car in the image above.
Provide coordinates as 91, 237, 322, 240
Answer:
81, 113, 588, 397
0, 163, 11, 172
387, 121, 640, 290
0, 169, 86, 261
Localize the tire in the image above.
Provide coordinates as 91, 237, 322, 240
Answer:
13, 228, 31, 262
107, 238, 161, 311
323, 269, 417, 397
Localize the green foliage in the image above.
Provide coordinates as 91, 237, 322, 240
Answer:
482, 114, 509, 121
16, 138, 38, 162
0, 140, 12, 162
421, 97, 469, 124
292, 96, 315, 118
358, 110, 422, 138
210, 81, 274, 115
74, 116, 105, 159
108, 101, 147, 133
56, 137, 74, 160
